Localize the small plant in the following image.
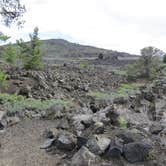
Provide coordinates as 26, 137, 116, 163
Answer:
79, 62, 90, 69
118, 117, 128, 129
0, 71, 8, 90
87, 91, 111, 100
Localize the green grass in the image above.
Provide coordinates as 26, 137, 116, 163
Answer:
112, 69, 127, 76
79, 62, 90, 69
87, 83, 141, 100
0, 93, 73, 115
115, 83, 139, 97
87, 91, 111, 100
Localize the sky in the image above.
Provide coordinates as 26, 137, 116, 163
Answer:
0, 0, 166, 54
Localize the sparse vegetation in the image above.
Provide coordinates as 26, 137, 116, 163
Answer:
0, 71, 8, 90
87, 91, 111, 100
0, 93, 73, 115
79, 62, 90, 69
118, 117, 128, 129
110, 83, 140, 100
87, 83, 140, 101
112, 69, 127, 76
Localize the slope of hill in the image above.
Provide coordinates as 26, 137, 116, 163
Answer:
41, 39, 139, 66
42, 39, 138, 58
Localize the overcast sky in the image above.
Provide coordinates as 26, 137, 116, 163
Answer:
0, 0, 166, 54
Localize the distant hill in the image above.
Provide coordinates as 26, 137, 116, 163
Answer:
41, 39, 139, 66
41, 39, 139, 59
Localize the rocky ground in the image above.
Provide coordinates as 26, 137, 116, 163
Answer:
0, 65, 166, 166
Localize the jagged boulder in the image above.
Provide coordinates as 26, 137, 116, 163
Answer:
56, 131, 77, 151
116, 129, 148, 144
71, 146, 98, 166
86, 135, 111, 155
105, 138, 123, 158
123, 142, 152, 163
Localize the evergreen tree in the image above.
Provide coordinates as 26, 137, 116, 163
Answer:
17, 27, 43, 70
2, 43, 17, 66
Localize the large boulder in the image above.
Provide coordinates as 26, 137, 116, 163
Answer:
116, 129, 147, 144
86, 135, 111, 155
105, 138, 123, 158
71, 146, 98, 166
72, 114, 93, 133
123, 142, 152, 163
56, 131, 77, 151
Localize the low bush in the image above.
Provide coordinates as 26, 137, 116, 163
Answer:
0, 71, 8, 90
0, 93, 73, 115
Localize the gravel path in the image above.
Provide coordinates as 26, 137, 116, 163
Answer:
0, 120, 60, 166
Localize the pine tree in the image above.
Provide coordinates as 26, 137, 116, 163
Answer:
2, 43, 17, 66
17, 27, 44, 70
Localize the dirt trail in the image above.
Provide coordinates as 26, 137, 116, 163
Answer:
0, 120, 60, 166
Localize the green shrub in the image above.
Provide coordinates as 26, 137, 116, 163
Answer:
109, 83, 141, 101
87, 91, 111, 100
87, 83, 140, 101
126, 47, 163, 80
2, 43, 18, 66
118, 117, 128, 129
0, 93, 73, 115
126, 63, 140, 81
0, 71, 8, 90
